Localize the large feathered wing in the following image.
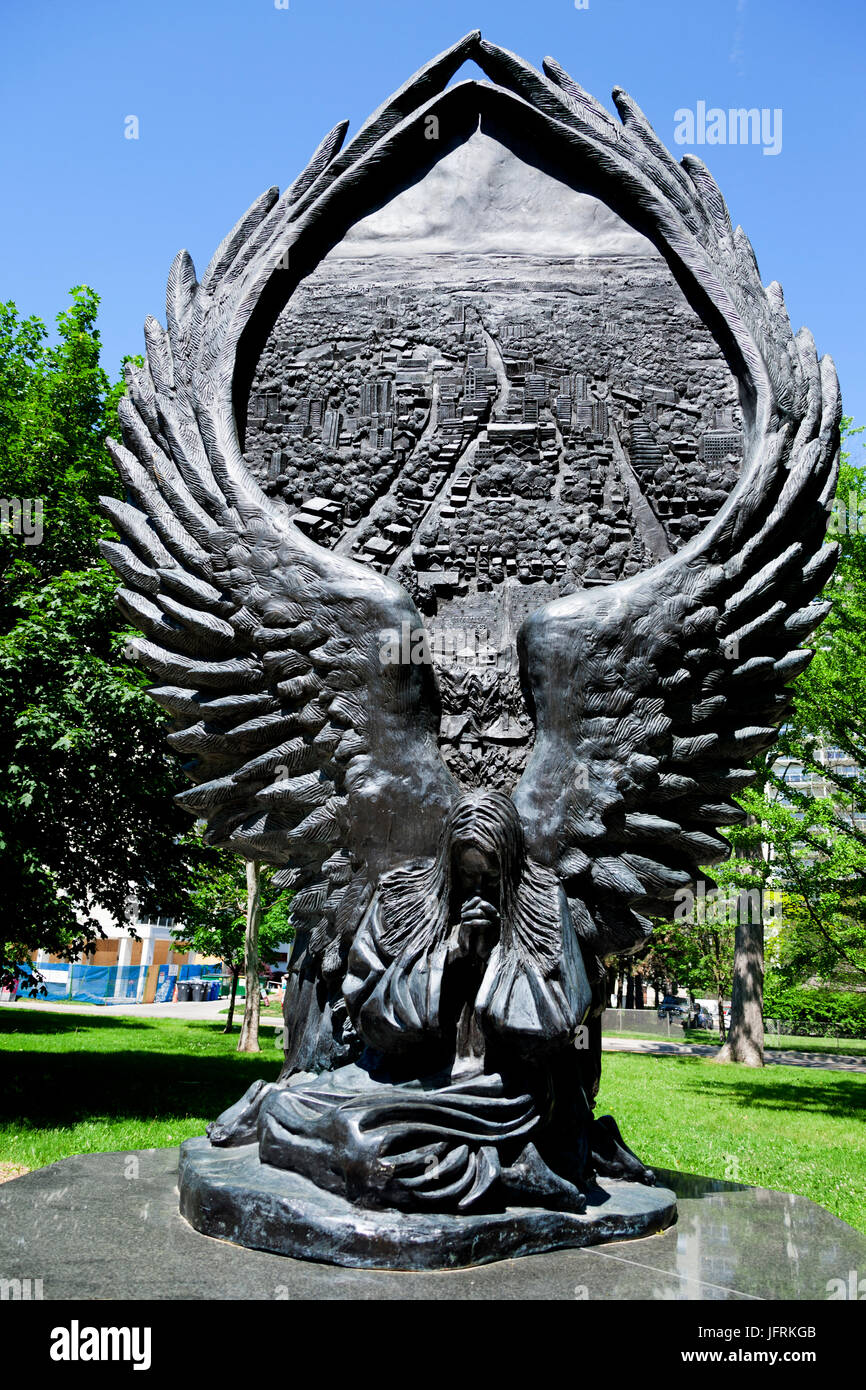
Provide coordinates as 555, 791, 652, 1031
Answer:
102, 457, 454, 917
470, 43, 846, 962
513, 329, 840, 959
97, 30, 495, 1073
98, 98, 465, 996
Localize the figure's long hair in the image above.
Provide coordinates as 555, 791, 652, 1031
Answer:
376, 790, 561, 972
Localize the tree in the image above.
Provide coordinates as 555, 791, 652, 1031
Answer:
173, 841, 292, 1036
753, 434, 866, 988
755, 791, 866, 989
238, 862, 263, 1054
712, 796, 772, 1066
714, 424, 866, 1062
0, 289, 196, 989
0, 289, 122, 604
643, 906, 736, 1039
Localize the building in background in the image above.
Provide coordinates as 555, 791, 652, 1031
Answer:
770, 743, 864, 820
20, 902, 293, 1006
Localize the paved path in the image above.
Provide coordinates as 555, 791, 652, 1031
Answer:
602, 1035, 866, 1073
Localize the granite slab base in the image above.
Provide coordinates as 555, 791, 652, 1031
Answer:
177, 1136, 677, 1269
4, 1145, 866, 1299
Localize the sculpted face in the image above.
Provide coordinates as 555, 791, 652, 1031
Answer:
456, 845, 499, 903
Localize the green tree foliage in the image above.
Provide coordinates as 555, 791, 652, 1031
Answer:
758, 793, 866, 986
641, 429, 866, 1049
760, 981, 866, 1038
747, 426, 866, 991
644, 908, 736, 1035
0, 289, 193, 986
0, 289, 125, 604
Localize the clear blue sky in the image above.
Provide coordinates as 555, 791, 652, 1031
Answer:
2, 0, 863, 429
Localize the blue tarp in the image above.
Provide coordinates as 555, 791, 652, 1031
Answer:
13, 962, 222, 1005
154, 964, 176, 1003
15, 963, 147, 1005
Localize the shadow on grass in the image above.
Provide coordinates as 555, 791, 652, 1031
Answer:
0, 1010, 179, 1037
642, 1054, 866, 1120
0, 1017, 281, 1130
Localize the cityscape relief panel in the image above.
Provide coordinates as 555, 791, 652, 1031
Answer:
245, 132, 744, 789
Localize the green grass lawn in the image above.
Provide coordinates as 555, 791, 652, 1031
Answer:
597, 1051, 866, 1234
2, 1008, 864, 1234
0, 1009, 285, 1170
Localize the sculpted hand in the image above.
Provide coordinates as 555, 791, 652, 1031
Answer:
455, 896, 500, 958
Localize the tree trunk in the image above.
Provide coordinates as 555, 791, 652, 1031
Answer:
625, 968, 635, 1010
606, 964, 617, 1008
717, 985, 727, 1044
223, 965, 240, 1033
238, 860, 262, 1053
634, 972, 644, 1010
716, 911, 764, 1066
616, 969, 624, 1008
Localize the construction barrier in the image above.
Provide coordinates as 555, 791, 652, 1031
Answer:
9, 962, 223, 1005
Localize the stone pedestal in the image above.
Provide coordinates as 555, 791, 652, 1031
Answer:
178, 1136, 677, 1270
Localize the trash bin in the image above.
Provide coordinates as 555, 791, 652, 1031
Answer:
190, 979, 206, 1002
177, 980, 192, 1003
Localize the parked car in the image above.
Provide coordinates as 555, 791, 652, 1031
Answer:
658, 995, 688, 1020
687, 1005, 714, 1029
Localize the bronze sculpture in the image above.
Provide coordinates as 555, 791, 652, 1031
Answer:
101, 34, 840, 1266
